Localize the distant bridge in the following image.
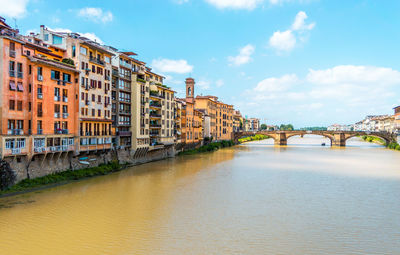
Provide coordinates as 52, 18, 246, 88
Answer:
233, 130, 397, 147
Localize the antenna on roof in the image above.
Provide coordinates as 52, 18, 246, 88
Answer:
13, 18, 18, 29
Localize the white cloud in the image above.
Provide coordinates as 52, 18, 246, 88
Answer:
228, 44, 255, 66
269, 30, 296, 52
292, 11, 315, 31
243, 65, 400, 126
269, 11, 315, 52
164, 75, 184, 85
77, 7, 113, 23
254, 74, 298, 92
205, 0, 263, 10
197, 80, 211, 90
216, 79, 224, 87
151, 58, 194, 74
48, 27, 104, 44
0, 0, 29, 18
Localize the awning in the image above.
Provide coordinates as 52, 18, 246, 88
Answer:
17, 82, 23, 91
9, 81, 16, 90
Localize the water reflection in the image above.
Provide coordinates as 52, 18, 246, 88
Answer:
0, 136, 399, 255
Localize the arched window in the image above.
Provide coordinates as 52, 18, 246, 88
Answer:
188, 87, 192, 96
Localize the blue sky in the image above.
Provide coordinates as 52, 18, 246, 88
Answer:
2, 0, 400, 127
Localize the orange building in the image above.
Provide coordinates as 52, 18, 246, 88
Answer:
0, 17, 79, 161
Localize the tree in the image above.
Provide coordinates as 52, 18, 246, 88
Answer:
279, 124, 294, 131
260, 124, 267, 130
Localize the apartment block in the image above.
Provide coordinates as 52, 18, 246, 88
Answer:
0, 18, 79, 160
36, 26, 114, 153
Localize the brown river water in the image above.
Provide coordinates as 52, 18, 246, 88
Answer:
0, 136, 399, 254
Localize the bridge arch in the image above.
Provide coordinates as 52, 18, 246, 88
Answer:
285, 133, 334, 145
344, 133, 390, 145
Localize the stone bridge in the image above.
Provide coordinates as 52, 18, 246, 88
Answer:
233, 130, 397, 147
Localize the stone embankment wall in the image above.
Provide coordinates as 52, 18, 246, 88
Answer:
1, 145, 178, 183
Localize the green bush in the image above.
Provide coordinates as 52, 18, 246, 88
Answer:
179, 140, 235, 156
238, 134, 269, 143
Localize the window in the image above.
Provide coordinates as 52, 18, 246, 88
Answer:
37, 67, 43, 80
9, 61, 15, 77
17, 63, 23, 78
10, 42, 15, 51
72, 45, 76, 57
98, 109, 101, 117
51, 70, 60, 80
17, 82, 23, 92
9, 80, 16, 91
52, 35, 63, 45
80, 47, 87, 55
44, 34, 49, 41
9, 100, 15, 110
92, 94, 95, 102
29, 65, 32, 75
29, 102, 31, 112
63, 73, 71, 82
17, 101, 22, 111
17, 120, 23, 130
92, 109, 95, 116
104, 56, 110, 63
54, 87, 60, 96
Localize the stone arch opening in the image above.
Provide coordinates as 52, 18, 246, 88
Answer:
345, 134, 389, 145
286, 133, 333, 145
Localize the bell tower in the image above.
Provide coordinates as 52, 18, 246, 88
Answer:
186, 77, 195, 103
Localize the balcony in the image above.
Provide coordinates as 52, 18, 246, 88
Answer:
150, 123, 161, 129
54, 112, 60, 118
117, 131, 132, 136
9, 70, 15, 77
7, 129, 23, 135
11, 148, 22, 155
37, 93, 43, 99
89, 56, 105, 66
85, 100, 90, 105
37, 74, 43, 81
63, 97, 68, 103
149, 132, 160, 137
17, 72, 23, 78
105, 75, 110, 81
150, 91, 164, 99
62, 113, 69, 119
37, 129, 43, 135
150, 112, 161, 118
54, 129, 69, 134
150, 102, 162, 108
54, 96, 60, 101
9, 50, 16, 58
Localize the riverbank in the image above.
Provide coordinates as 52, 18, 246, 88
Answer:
178, 140, 235, 155
1, 141, 239, 197
238, 134, 269, 143
361, 135, 400, 150
0, 161, 125, 197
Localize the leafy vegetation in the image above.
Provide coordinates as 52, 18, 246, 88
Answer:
0, 161, 122, 195
361, 135, 400, 151
61, 58, 75, 66
178, 140, 235, 155
299, 127, 327, 131
0, 161, 16, 191
279, 124, 294, 131
238, 134, 269, 143
137, 78, 146, 83
260, 124, 267, 130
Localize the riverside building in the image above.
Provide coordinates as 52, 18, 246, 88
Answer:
36, 26, 114, 153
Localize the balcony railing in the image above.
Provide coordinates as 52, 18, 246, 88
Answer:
37, 74, 43, 81
117, 131, 132, 136
54, 129, 69, 134
89, 56, 105, 66
9, 50, 16, 58
62, 113, 69, 119
150, 113, 161, 118
37, 129, 43, 135
11, 148, 22, 154
63, 97, 68, 103
54, 112, 60, 118
9, 70, 15, 77
37, 93, 43, 99
54, 96, 60, 101
7, 129, 23, 135
17, 72, 23, 78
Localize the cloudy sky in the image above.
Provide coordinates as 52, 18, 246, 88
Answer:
2, 0, 400, 127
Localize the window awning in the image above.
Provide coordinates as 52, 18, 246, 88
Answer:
17, 82, 23, 91
9, 81, 16, 90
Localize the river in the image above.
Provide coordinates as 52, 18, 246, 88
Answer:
0, 136, 400, 254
